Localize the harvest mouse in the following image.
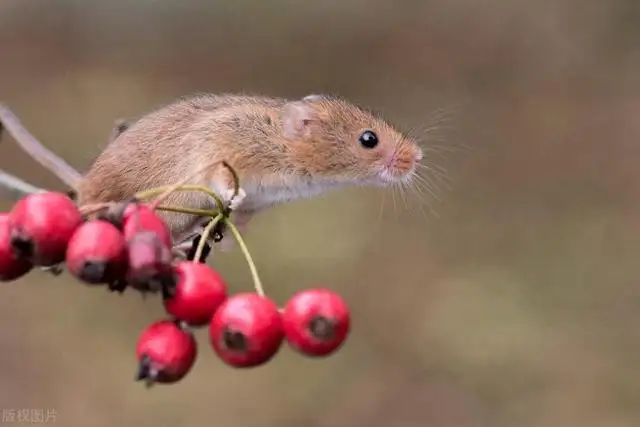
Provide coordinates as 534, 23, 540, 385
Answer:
76, 93, 424, 257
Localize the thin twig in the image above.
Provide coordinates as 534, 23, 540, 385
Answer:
0, 169, 44, 201
0, 104, 82, 189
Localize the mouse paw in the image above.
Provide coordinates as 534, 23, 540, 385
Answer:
225, 187, 246, 212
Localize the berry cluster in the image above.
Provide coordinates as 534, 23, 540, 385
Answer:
0, 176, 350, 387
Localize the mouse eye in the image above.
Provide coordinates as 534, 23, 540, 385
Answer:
359, 130, 379, 149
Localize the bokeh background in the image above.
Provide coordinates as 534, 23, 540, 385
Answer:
2, 1, 640, 426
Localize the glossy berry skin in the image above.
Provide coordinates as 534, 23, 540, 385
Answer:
282, 288, 350, 357
8, 192, 83, 266
163, 261, 228, 327
122, 203, 172, 248
135, 320, 197, 385
65, 220, 128, 285
0, 214, 33, 281
126, 231, 174, 293
209, 293, 284, 368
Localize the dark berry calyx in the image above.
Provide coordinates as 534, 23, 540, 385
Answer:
108, 279, 128, 293
222, 328, 247, 352
309, 316, 336, 340
79, 260, 107, 284
9, 231, 34, 259
135, 354, 159, 388
158, 272, 179, 301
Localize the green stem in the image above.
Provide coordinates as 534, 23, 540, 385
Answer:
194, 214, 223, 262
155, 205, 219, 217
224, 219, 265, 297
222, 160, 240, 199
135, 185, 224, 213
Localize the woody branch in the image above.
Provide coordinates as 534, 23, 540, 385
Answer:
0, 103, 129, 201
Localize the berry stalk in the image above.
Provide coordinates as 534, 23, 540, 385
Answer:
135, 185, 224, 214
194, 213, 223, 262
154, 205, 218, 217
223, 218, 265, 297
221, 160, 240, 200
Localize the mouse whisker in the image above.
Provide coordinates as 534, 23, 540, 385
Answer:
412, 167, 445, 204
416, 162, 452, 189
376, 186, 387, 232
407, 106, 459, 147
422, 102, 465, 131
415, 184, 435, 221
390, 181, 399, 216
406, 169, 441, 220
398, 180, 410, 211
407, 178, 435, 221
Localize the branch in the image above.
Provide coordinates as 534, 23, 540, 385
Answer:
0, 104, 130, 202
0, 169, 45, 201
0, 104, 82, 189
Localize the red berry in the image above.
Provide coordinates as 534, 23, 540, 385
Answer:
122, 203, 172, 248
209, 293, 284, 368
282, 288, 350, 357
65, 219, 128, 285
135, 320, 197, 385
8, 192, 83, 266
0, 214, 33, 281
163, 261, 228, 327
126, 231, 174, 294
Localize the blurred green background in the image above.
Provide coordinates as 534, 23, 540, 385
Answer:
2, 1, 640, 426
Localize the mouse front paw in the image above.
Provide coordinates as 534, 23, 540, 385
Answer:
225, 187, 246, 212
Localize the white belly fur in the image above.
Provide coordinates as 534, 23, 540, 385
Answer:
238, 178, 350, 212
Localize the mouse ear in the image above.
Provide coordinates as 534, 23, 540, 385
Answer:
281, 101, 320, 140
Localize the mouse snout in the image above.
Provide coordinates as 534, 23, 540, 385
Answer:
382, 141, 421, 182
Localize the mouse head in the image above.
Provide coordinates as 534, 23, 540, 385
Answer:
281, 95, 423, 186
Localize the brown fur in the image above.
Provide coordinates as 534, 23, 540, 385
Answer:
78, 93, 422, 242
